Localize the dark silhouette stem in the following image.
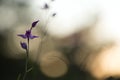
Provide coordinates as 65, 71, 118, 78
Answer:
23, 39, 29, 80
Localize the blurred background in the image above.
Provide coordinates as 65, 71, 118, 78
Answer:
0, 0, 94, 80
1, 0, 120, 80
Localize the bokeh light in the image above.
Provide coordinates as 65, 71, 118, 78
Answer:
39, 51, 69, 78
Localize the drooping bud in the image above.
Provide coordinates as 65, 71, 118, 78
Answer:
20, 42, 27, 50
31, 20, 39, 28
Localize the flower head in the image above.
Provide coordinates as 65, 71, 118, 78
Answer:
17, 20, 39, 40
17, 20, 39, 50
17, 30, 38, 39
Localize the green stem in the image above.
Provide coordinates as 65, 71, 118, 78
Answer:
23, 39, 29, 80
17, 73, 21, 80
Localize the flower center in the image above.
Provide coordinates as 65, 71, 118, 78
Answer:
25, 30, 31, 38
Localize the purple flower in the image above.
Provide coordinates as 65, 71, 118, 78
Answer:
20, 42, 27, 50
17, 20, 39, 39
17, 20, 39, 50
18, 30, 38, 39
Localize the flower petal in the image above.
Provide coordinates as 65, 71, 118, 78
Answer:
17, 34, 27, 39
29, 35, 39, 39
20, 42, 27, 50
32, 20, 39, 28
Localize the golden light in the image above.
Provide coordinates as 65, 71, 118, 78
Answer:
39, 51, 69, 78
89, 44, 120, 79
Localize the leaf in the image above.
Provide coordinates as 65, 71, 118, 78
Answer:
27, 67, 33, 72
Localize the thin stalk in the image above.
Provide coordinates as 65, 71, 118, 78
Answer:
23, 39, 29, 80
36, 14, 50, 63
